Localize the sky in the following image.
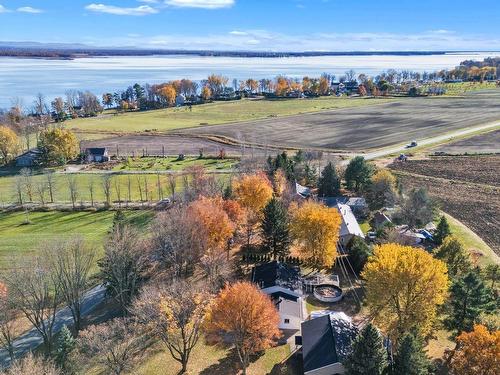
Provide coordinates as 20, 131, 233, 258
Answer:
1, 0, 500, 51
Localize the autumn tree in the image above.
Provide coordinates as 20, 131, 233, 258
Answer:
392, 333, 430, 375
0, 125, 19, 165
366, 169, 398, 210
317, 161, 341, 197
362, 243, 449, 341
445, 270, 496, 336
38, 128, 78, 165
344, 323, 388, 375
434, 215, 452, 245
201, 85, 212, 101
160, 84, 177, 106
204, 282, 281, 375
233, 173, 273, 246
397, 187, 438, 229
132, 281, 211, 373
0, 283, 18, 360
261, 197, 291, 259
290, 201, 341, 268
448, 325, 499, 375
0, 353, 61, 375
99, 226, 149, 311
345, 156, 374, 192
435, 236, 471, 279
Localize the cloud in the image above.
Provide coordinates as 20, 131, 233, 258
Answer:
17, 6, 44, 13
0, 4, 10, 13
138, 0, 159, 3
229, 30, 248, 36
164, 0, 234, 9
85, 3, 158, 16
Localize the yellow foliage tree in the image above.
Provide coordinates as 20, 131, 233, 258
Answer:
161, 84, 177, 106
0, 126, 20, 165
290, 201, 341, 268
362, 243, 449, 341
38, 128, 79, 165
449, 324, 500, 375
201, 85, 212, 101
204, 282, 281, 375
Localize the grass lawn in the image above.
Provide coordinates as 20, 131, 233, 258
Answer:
68, 96, 394, 136
0, 210, 153, 267
112, 156, 238, 172
442, 212, 499, 267
131, 338, 297, 375
421, 81, 498, 96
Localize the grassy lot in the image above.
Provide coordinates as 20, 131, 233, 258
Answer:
68, 96, 394, 136
111, 156, 238, 172
0, 210, 153, 267
421, 81, 498, 96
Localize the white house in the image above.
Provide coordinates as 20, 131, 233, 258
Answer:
85, 148, 109, 163
251, 261, 307, 331
335, 203, 365, 245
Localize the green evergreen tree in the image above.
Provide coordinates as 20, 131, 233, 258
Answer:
434, 216, 451, 245
344, 156, 374, 192
261, 197, 291, 259
348, 237, 372, 274
445, 270, 496, 335
434, 236, 471, 279
303, 164, 317, 186
111, 210, 127, 231
56, 325, 76, 368
318, 161, 341, 197
344, 323, 388, 375
392, 333, 430, 375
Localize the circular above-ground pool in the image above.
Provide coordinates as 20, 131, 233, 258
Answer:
313, 284, 343, 303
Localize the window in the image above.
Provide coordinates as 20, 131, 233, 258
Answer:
284, 319, 290, 324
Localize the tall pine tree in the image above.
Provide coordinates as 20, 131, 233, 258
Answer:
344, 156, 374, 192
392, 333, 430, 375
56, 325, 76, 368
445, 270, 496, 335
434, 215, 451, 245
318, 161, 341, 197
344, 323, 388, 375
261, 197, 290, 259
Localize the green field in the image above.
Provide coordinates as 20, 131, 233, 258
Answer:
112, 156, 238, 172
0, 210, 153, 267
421, 81, 498, 96
68, 96, 394, 135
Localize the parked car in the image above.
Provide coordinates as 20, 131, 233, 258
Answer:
407, 140, 418, 148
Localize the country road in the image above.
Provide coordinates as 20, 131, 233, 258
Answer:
0, 285, 107, 367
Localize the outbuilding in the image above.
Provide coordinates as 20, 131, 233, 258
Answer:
84, 148, 109, 163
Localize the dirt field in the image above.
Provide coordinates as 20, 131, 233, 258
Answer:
184, 90, 500, 151
433, 129, 500, 155
390, 156, 500, 253
82, 134, 272, 157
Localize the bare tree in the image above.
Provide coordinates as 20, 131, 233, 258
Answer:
135, 176, 143, 204
0, 285, 19, 361
114, 178, 122, 208
45, 170, 56, 203
131, 281, 211, 374
66, 175, 79, 209
167, 173, 177, 202
98, 226, 149, 312
46, 239, 95, 332
126, 175, 132, 206
4, 255, 60, 354
75, 318, 144, 375
87, 176, 95, 207
0, 353, 61, 375
14, 174, 24, 205
101, 174, 112, 208
155, 170, 163, 200
35, 178, 48, 206
20, 168, 34, 202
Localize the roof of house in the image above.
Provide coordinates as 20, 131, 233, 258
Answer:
373, 211, 392, 227
302, 315, 338, 373
295, 182, 311, 198
251, 261, 301, 290
336, 203, 365, 238
270, 290, 299, 302
346, 197, 367, 208
85, 148, 107, 156
16, 148, 42, 159
302, 313, 358, 373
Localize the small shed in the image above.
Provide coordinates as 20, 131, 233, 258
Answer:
15, 149, 42, 167
85, 148, 109, 163
175, 94, 186, 107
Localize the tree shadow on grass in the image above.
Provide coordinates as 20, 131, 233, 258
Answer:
199, 348, 241, 375
268, 350, 302, 375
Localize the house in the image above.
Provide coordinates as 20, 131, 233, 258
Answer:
345, 197, 368, 217
175, 94, 186, 106
295, 182, 312, 199
396, 225, 426, 245
15, 148, 43, 167
372, 211, 392, 230
85, 148, 109, 163
251, 261, 307, 331
336, 204, 365, 245
300, 313, 357, 375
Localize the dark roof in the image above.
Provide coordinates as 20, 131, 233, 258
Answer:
16, 148, 42, 159
251, 261, 301, 290
302, 315, 338, 372
270, 290, 299, 302
85, 148, 107, 156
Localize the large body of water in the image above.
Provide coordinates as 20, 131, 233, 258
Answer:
1, 51, 499, 109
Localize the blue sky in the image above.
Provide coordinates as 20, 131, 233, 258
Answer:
1, 0, 499, 51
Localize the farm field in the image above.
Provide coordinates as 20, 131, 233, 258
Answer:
390, 155, 500, 255
109, 156, 238, 171
82, 134, 271, 158
433, 128, 500, 154
184, 90, 500, 151
0, 210, 153, 267
69, 96, 393, 136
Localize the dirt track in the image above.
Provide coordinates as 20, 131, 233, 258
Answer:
183, 91, 500, 151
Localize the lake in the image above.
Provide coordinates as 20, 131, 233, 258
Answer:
1, 51, 499, 109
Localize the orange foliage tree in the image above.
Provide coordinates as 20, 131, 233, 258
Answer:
290, 201, 341, 268
201, 85, 212, 101
204, 282, 281, 375
160, 84, 177, 106
232, 173, 273, 245
362, 243, 449, 342
449, 325, 499, 375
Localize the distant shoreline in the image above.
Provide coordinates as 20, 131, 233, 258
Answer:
0, 48, 483, 60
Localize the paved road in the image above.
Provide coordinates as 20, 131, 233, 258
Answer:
359, 120, 500, 162
0, 285, 106, 367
